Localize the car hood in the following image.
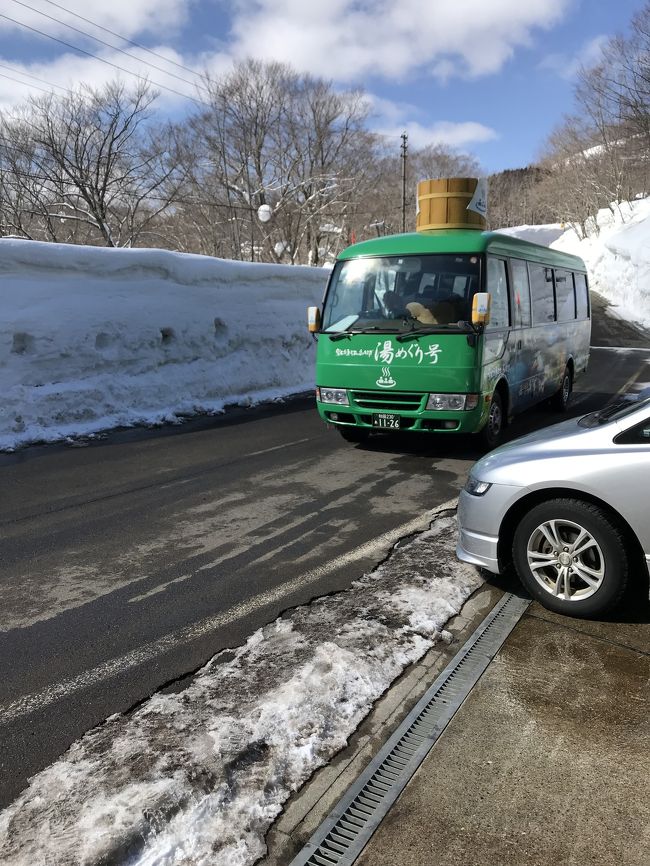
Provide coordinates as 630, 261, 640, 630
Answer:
471, 415, 606, 481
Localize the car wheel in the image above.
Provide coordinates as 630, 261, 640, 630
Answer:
512, 498, 629, 617
338, 426, 370, 443
550, 365, 572, 412
479, 390, 504, 450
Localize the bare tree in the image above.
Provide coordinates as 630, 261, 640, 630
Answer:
537, 2, 650, 236
190, 60, 294, 260
190, 60, 377, 264
0, 80, 187, 247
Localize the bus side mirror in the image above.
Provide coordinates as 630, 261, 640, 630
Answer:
472, 292, 491, 326
308, 306, 321, 333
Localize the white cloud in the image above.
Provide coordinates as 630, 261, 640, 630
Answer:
0, 0, 572, 115
382, 120, 498, 150
540, 34, 608, 80
363, 94, 498, 151
0, 50, 206, 114
0, 0, 191, 42
0, 0, 209, 112
227, 0, 573, 82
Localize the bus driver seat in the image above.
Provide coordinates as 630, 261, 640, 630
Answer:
405, 301, 436, 324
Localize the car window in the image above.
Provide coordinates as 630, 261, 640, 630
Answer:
614, 416, 650, 445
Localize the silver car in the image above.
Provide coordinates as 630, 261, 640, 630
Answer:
457, 394, 650, 617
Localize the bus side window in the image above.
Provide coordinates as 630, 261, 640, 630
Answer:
486, 257, 510, 329
554, 268, 576, 322
529, 263, 555, 323
510, 259, 531, 328
574, 273, 590, 319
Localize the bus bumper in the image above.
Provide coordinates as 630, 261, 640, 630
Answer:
316, 398, 487, 434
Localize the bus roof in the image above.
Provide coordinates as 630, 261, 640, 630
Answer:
337, 229, 587, 272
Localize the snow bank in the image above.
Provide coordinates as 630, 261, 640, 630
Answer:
499, 198, 650, 329
551, 198, 650, 329
495, 224, 566, 246
0, 516, 482, 866
0, 240, 328, 450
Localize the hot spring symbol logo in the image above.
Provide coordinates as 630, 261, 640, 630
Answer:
376, 367, 396, 388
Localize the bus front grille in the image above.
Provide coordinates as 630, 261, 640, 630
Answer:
351, 390, 426, 411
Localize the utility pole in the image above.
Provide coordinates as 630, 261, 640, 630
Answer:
400, 132, 408, 233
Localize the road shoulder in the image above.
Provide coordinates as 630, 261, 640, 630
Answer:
262, 582, 506, 865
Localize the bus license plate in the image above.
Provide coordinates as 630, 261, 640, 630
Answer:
372, 413, 401, 429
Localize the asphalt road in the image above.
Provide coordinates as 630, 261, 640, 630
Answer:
0, 293, 648, 807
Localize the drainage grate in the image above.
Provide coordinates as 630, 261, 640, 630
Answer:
288, 592, 531, 866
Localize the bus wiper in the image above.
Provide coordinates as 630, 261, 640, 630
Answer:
396, 321, 478, 342
329, 326, 398, 341
396, 326, 445, 342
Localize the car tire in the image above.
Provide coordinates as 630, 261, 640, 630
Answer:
479, 390, 504, 450
550, 365, 572, 412
338, 426, 370, 443
512, 498, 629, 617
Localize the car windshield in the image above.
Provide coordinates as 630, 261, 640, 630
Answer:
321, 254, 481, 333
579, 394, 650, 427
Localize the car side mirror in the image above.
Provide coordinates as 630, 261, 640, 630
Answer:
472, 292, 491, 326
307, 306, 321, 333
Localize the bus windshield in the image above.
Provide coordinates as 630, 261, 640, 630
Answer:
322, 254, 482, 333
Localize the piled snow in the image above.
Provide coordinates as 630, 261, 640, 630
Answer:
0, 240, 328, 451
495, 224, 566, 246
551, 198, 650, 329
0, 516, 483, 866
500, 197, 650, 329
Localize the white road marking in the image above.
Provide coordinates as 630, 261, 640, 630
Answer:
590, 346, 650, 352
128, 573, 193, 603
0, 498, 458, 726
244, 438, 312, 457
155, 438, 313, 491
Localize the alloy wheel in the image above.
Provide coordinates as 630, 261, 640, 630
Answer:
526, 518, 605, 601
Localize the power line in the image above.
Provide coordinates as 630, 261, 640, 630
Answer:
0, 61, 73, 93
0, 69, 54, 95
0, 12, 210, 108
39, 0, 205, 82
9, 0, 209, 95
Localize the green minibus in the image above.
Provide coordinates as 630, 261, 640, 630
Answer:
308, 228, 590, 448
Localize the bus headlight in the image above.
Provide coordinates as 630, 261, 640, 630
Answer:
426, 393, 479, 411
317, 387, 350, 406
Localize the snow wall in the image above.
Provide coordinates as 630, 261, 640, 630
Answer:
0, 239, 329, 450
499, 198, 650, 330
551, 198, 650, 330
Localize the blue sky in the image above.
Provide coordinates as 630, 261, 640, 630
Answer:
0, 0, 644, 173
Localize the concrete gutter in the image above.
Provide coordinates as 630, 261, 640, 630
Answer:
264, 585, 650, 866
262, 583, 506, 864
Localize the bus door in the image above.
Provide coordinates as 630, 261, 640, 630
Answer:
483, 257, 515, 404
